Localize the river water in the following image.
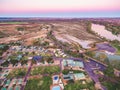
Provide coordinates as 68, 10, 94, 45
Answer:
91, 24, 120, 41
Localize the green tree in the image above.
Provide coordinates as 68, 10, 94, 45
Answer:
17, 27, 25, 31
104, 65, 114, 77
104, 57, 110, 65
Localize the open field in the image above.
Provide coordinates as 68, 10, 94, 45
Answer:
52, 22, 100, 41
0, 20, 101, 46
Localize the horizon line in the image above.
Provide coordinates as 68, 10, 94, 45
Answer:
0, 16, 120, 18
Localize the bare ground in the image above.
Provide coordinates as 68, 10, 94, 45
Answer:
0, 21, 101, 45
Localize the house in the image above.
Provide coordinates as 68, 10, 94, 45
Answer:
1, 87, 7, 90
62, 73, 86, 84
114, 69, 120, 77
4, 79, 11, 87
32, 56, 42, 62
73, 73, 86, 80
62, 74, 74, 85
62, 59, 84, 70
0, 60, 4, 65
1, 78, 23, 90
28, 57, 32, 60
95, 82, 103, 90
0, 69, 10, 79
17, 55, 22, 61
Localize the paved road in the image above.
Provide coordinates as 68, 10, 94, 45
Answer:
84, 62, 99, 82
88, 58, 106, 71
21, 62, 32, 90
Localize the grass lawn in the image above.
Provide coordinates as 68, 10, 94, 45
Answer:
3, 22, 27, 24
30, 65, 60, 75
64, 80, 95, 90
25, 76, 52, 90
7, 68, 27, 78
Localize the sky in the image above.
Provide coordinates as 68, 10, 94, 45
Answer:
0, 0, 120, 17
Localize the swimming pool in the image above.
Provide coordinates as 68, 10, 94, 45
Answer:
54, 76, 58, 80
52, 86, 61, 90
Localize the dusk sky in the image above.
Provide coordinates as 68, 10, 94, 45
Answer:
0, 0, 120, 17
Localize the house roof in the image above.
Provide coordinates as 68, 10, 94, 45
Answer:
0, 60, 4, 64
17, 55, 22, 61
32, 56, 42, 61
74, 73, 85, 79
5, 79, 11, 86
0, 45, 6, 49
63, 59, 84, 68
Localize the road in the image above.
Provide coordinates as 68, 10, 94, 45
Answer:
21, 61, 32, 90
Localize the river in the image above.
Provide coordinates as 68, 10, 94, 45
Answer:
91, 24, 120, 41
